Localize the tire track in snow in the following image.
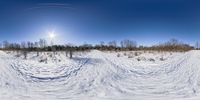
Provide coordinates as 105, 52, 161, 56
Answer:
10, 57, 91, 82
98, 51, 200, 98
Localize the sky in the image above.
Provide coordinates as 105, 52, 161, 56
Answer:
0, 0, 200, 46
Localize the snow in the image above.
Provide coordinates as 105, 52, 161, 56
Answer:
1, 50, 200, 100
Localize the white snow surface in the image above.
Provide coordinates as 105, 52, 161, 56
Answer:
1, 50, 200, 100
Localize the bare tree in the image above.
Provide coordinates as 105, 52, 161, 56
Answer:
34, 42, 39, 56
52, 46, 56, 56
0, 43, 2, 49
39, 39, 47, 48
100, 41, 105, 46
21, 42, 27, 49
195, 42, 200, 50
65, 50, 68, 57
120, 41, 124, 49
27, 41, 31, 49
69, 49, 73, 59
23, 51, 27, 59
169, 38, 179, 45
3, 41, 9, 49
34, 42, 39, 48
108, 40, 117, 48
120, 39, 137, 50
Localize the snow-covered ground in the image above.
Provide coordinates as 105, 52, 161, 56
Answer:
1, 50, 200, 100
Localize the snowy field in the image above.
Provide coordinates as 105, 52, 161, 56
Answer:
1, 50, 200, 100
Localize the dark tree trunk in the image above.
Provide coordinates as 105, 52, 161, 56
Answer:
69, 49, 72, 59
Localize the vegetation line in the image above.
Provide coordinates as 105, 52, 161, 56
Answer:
0, 38, 196, 52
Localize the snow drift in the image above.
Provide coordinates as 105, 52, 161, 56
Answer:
1, 50, 200, 100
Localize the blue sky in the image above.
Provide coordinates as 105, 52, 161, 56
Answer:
0, 0, 200, 46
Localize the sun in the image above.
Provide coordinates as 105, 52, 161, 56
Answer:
49, 32, 55, 39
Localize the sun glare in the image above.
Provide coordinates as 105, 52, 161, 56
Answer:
49, 32, 55, 39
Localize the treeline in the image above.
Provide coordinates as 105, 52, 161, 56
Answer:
0, 39, 194, 52
143, 39, 194, 52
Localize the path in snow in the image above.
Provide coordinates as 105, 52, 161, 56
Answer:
1, 50, 200, 100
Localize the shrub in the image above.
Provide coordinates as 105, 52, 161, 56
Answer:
117, 53, 121, 57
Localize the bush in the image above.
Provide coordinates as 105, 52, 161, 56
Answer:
134, 52, 140, 56
149, 58, 155, 62
160, 57, 165, 61
128, 53, 134, 58
117, 53, 121, 57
